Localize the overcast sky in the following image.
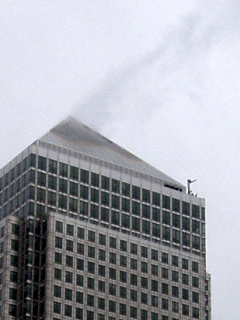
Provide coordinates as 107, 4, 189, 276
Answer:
1, 1, 240, 318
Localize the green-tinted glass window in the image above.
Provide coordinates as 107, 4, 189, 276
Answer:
49, 159, 57, 174
192, 220, 200, 234
29, 154, 36, 167
80, 185, 88, 200
142, 189, 150, 203
77, 227, 84, 239
121, 213, 130, 228
59, 178, 68, 193
80, 169, 89, 184
111, 210, 120, 225
122, 182, 130, 197
91, 172, 99, 187
132, 217, 140, 231
182, 232, 190, 247
101, 207, 109, 222
59, 162, 68, 177
37, 172, 46, 186
162, 226, 170, 241
80, 201, 88, 216
141, 261, 148, 273
90, 204, 99, 219
101, 176, 109, 190
192, 235, 200, 250
48, 191, 56, 206
120, 255, 127, 267
182, 217, 190, 231
122, 198, 130, 212
172, 229, 180, 243
91, 188, 99, 203
152, 207, 160, 222
111, 195, 120, 209
120, 240, 127, 252
172, 214, 180, 228
38, 156, 47, 171
132, 201, 140, 215
112, 179, 120, 193
70, 182, 78, 196
99, 234, 106, 245
37, 188, 46, 202
152, 192, 160, 206
59, 195, 67, 209
182, 201, 190, 215
152, 223, 160, 237
109, 236, 117, 248
70, 166, 78, 180
192, 204, 200, 218
162, 195, 170, 209
101, 191, 109, 206
142, 220, 150, 235
132, 186, 140, 200
142, 204, 150, 219
48, 175, 57, 190
162, 211, 170, 225
141, 246, 148, 258
172, 198, 180, 212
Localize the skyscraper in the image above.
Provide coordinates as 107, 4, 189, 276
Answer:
0, 117, 211, 320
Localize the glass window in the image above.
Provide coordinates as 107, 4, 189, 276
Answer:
182, 201, 190, 215
120, 240, 127, 252
192, 204, 200, 218
141, 261, 148, 273
182, 273, 189, 285
77, 243, 84, 255
88, 230, 95, 242
59, 162, 68, 177
59, 178, 68, 193
53, 301, 61, 314
142, 189, 150, 203
101, 191, 109, 206
142, 204, 150, 219
130, 243, 138, 254
70, 181, 78, 196
121, 213, 130, 228
101, 176, 110, 190
152, 192, 160, 206
76, 291, 83, 303
162, 211, 170, 224
122, 182, 130, 197
77, 227, 84, 239
70, 166, 79, 180
91, 172, 99, 187
152, 207, 160, 222
112, 179, 120, 193
120, 286, 127, 298
172, 214, 180, 228
80, 169, 89, 184
162, 195, 170, 209
111, 210, 119, 225
90, 203, 99, 219
120, 255, 127, 267
172, 198, 180, 212
67, 224, 74, 236
109, 237, 117, 249
162, 226, 170, 241
132, 185, 140, 200
122, 198, 130, 212
66, 240, 73, 251
38, 156, 47, 171
192, 261, 199, 273
54, 285, 61, 298
172, 286, 179, 297
99, 234, 106, 245
141, 292, 148, 304
65, 288, 72, 301
132, 201, 140, 215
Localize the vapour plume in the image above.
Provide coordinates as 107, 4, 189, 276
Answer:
72, 5, 217, 131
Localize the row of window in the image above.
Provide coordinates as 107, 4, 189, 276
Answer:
53, 283, 199, 303
53, 300, 200, 319
55, 222, 199, 272
53, 269, 199, 290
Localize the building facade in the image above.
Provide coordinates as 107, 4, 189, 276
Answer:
0, 117, 211, 319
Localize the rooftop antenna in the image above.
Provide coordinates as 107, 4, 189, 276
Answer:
187, 179, 197, 195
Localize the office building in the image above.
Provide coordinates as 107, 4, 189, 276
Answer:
0, 117, 211, 319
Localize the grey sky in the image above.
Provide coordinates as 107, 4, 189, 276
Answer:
1, 1, 240, 319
